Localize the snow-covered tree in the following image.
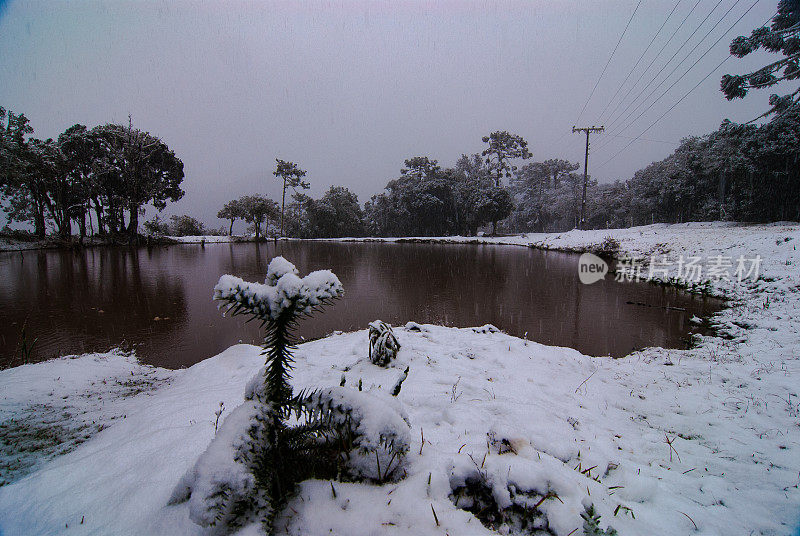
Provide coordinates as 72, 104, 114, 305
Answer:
91, 120, 184, 237
217, 198, 247, 236
721, 0, 800, 118
274, 159, 309, 237
171, 257, 411, 532
481, 131, 532, 187
481, 131, 530, 234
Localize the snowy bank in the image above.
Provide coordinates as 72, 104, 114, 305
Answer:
0, 350, 173, 486
168, 235, 251, 244
1, 223, 799, 535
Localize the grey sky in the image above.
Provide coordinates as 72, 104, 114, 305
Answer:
0, 0, 784, 229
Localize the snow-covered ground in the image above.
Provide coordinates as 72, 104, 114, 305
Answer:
168, 235, 250, 244
0, 237, 64, 251
0, 350, 173, 488
2, 222, 800, 535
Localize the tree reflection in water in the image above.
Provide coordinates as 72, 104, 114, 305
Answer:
0, 242, 722, 369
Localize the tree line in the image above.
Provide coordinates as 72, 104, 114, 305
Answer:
0, 107, 184, 239
6, 103, 798, 241
593, 111, 800, 226
214, 133, 531, 239
214, 106, 800, 240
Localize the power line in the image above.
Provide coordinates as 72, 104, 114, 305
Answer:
596, 0, 683, 123
595, 56, 731, 172
595, 0, 764, 173
575, 0, 643, 123
603, 0, 760, 150
603, 133, 679, 145
603, 0, 728, 134
602, 0, 704, 126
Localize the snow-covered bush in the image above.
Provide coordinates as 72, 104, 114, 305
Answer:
368, 320, 400, 366
299, 387, 410, 482
171, 257, 411, 532
589, 236, 621, 259
447, 447, 608, 536
449, 463, 555, 535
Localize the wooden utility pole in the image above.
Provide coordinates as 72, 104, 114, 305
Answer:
572, 125, 604, 230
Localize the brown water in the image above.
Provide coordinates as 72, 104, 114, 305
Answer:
0, 241, 722, 368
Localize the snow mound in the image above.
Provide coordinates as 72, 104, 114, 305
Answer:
265, 255, 299, 285
169, 400, 261, 528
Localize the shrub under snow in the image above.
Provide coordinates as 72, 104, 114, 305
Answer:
368, 320, 401, 366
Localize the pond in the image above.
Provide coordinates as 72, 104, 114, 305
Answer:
0, 241, 722, 368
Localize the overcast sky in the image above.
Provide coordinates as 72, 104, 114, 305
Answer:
0, 0, 785, 228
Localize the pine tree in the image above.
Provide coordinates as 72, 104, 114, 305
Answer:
213, 257, 343, 528
274, 159, 309, 237
481, 131, 531, 234
721, 0, 800, 118
173, 257, 411, 532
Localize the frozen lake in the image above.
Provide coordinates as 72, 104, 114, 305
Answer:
0, 241, 722, 368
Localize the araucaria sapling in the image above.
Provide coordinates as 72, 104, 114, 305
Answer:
170, 257, 411, 533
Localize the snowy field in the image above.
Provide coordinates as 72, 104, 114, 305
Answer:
1, 222, 799, 535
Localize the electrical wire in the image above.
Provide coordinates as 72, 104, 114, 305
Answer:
575, 0, 643, 123
596, 0, 684, 123
595, 2, 768, 172
602, 0, 704, 126
604, 0, 728, 133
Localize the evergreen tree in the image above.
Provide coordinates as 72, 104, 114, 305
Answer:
481, 131, 530, 234
481, 131, 532, 187
721, 0, 800, 118
58, 125, 102, 238
218, 198, 247, 235
274, 159, 309, 237
92, 120, 184, 237
172, 258, 410, 532
302, 185, 365, 238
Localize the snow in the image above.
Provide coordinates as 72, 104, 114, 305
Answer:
168, 235, 247, 244
265, 255, 299, 284
0, 350, 172, 487
1, 223, 800, 535
169, 399, 261, 527
213, 257, 344, 320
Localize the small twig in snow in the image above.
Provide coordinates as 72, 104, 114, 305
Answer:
574, 370, 597, 394
664, 433, 681, 462
680, 511, 698, 531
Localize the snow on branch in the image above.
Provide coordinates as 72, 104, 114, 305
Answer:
213, 256, 343, 320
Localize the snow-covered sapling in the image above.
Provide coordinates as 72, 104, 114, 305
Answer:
171, 257, 410, 533
368, 320, 400, 366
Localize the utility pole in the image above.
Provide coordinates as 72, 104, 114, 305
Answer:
572, 125, 604, 230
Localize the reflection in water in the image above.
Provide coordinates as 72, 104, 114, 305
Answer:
0, 242, 722, 368
0, 247, 188, 367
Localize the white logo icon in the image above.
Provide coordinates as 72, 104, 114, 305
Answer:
578, 253, 608, 284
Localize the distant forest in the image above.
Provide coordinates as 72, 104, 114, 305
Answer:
258, 111, 800, 238
511, 111, 800, 232
2, 109, 799, 241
